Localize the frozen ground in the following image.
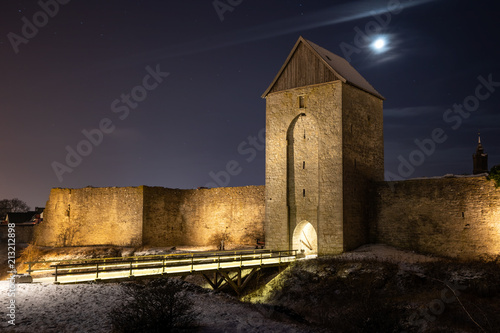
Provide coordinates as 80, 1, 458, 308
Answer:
0, 281, 312, 333
337, 243, 439, 264
0, 244, 438, 332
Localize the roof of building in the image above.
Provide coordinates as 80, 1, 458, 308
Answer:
5, 212, 39, 224
262, 36, 384, 99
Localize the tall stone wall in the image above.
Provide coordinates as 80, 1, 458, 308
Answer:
143, 186, 265, 247
34, 187, 144, 247
142, 187, 185, 247
34, 185, 264, 248
341, 83, 384, 251
372, 176, 500, 259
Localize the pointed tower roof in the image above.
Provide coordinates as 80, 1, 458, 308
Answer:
262, 36, 384, 99
473, 132, 488, 174
476, 133, 485, 153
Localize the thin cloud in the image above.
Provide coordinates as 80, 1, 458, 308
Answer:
91, 0, 443, 72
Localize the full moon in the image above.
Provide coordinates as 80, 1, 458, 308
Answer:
373, 38, 386, 50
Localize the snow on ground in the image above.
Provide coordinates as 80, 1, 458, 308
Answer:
0, 280, 310, 333
0, 282, 122, 332
0, 244, 437, 332
392, 173, 489, 181
337, 243, 438, 264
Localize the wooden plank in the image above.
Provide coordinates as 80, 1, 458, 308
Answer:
240, 268, 258, 290
214, 272, 224, 288
219, 270, 240, 295
202, 273, 217, 289
270, 43, 338, 94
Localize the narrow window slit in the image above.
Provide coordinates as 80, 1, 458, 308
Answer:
303, 189, 306, 197
299, 96, 305, 109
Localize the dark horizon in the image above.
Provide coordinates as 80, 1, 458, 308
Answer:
1, 0, 499, 209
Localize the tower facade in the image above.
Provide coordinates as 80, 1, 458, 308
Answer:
263, 37, 384, 255
473, 135, 488, 174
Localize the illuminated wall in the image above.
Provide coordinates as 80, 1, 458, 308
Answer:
34, 185, 265, 248
142, 186, 265, 247
372, 175, 500, 259
34, 187, 144, 247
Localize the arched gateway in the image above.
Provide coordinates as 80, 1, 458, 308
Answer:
292, 221, 318, 256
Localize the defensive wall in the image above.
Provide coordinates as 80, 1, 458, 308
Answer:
30, 176, 500, 259
33, 185, 265, 248
34, 187, 144, 247
371, 175, 500, 259
143, 186, 265, 247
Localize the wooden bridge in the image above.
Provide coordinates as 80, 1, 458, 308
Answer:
25, 249, 297, 294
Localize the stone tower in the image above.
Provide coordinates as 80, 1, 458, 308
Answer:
262, 37, 384, 256
473, 134, 488, 174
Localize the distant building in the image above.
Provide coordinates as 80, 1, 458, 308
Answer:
3, 208, 44, 225
473, 135, 488, 174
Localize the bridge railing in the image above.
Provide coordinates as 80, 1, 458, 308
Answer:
24, 249, 272, 276
25, 249, 297, 283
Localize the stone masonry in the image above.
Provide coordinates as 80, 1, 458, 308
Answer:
263, 37, 384, 255
31, 37, 499, 260
372, 176, 500, 259
34, 186, 264, 248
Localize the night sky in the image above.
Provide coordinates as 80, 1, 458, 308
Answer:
1, 0, 500, 209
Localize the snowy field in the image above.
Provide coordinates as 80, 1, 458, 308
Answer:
0, 244, 437, 332
0, 277, 311, 332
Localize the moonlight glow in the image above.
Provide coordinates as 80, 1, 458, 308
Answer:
373, 38, 386, 50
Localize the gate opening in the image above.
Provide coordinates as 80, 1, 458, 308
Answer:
292, 221, 318, 257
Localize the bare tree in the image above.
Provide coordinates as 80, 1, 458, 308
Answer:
0, 198, 30, 219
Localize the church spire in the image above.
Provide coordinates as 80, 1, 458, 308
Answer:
473, 132, 488, 174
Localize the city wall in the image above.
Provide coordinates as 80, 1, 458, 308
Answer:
34, 187, 144, 247
371, 175, 500, 259
34, 185, 265, 248
143, 186, 265, 247
31, 177, 500, 259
